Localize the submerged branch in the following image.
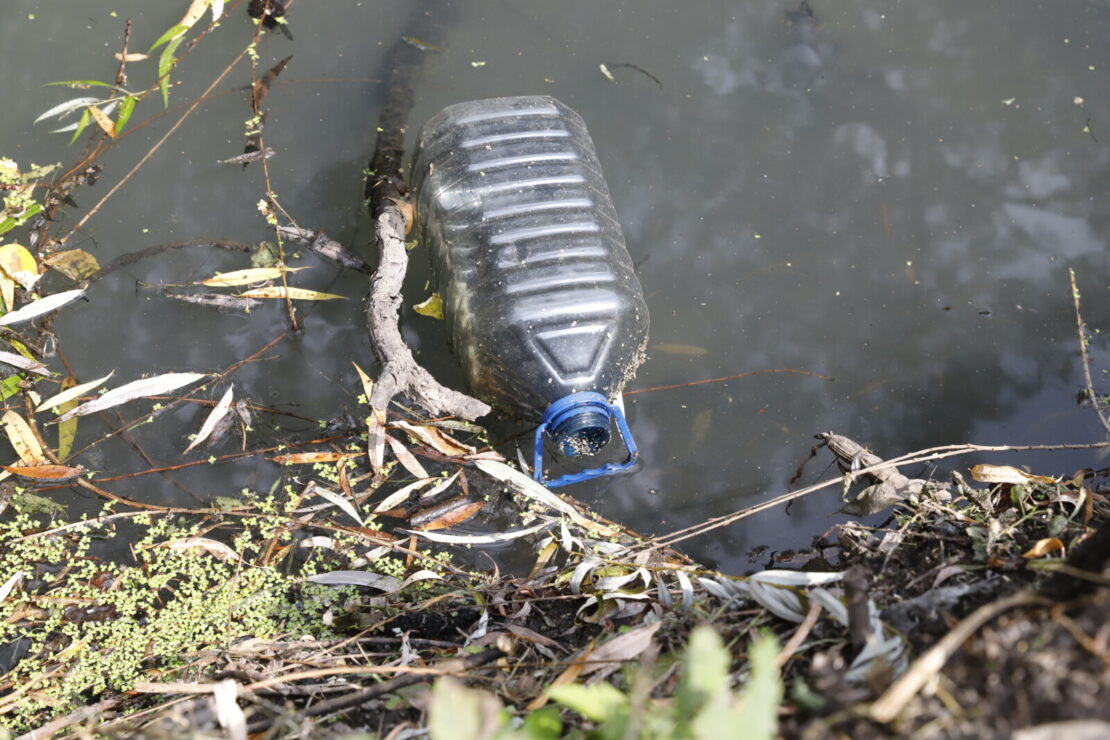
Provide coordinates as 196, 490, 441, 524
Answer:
361, 0, 489, 421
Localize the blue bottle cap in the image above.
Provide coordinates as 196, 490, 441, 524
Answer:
532, 391, 639, 487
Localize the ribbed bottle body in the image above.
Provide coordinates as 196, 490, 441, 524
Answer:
412, 96, 648, 420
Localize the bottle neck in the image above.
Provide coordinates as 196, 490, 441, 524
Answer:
540, 392, 613, 457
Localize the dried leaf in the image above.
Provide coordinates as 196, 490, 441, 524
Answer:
0, 274, 13, 315
386, 434, 428, 479
0, 243, 41, 293
3, 410, 46, 465
418, 471, 460, 501
34, 97, 101, 124
410, 522, 548, 544
311, 484, 363, 526
371, 476, 440, 513
353, 362, 374, 402
0, 289, 86, 326
270, 451, 360, 465
578, 622, 660, 677
1, 464, 84, 482
473, 459, 616, 537
114, 52, 149, 62
216, 148, 274, 166
179, 0, 211, 30
367, 408, 386, 473
970, 464, 1057, 485
0, 350, 49, 377
393, 419, 474, 456
87, 105, 115, 138
306, 570, 402, 591
167, 292, 261, 311
56, 372, 208, 423
184, 384, 234, 454
54, 377, 79, 461
36, 370, 113, 413
44, 249, 100, 281
238, 286, 345, 300
413, 293, 444, 319
197, 265, 307, 287
1022, 537, 1065, 559
252, 55, 292, 112
412, 497, 484, 531
164, 536, 239, 562
0, 571, 23, 603
389, 197, 416, 235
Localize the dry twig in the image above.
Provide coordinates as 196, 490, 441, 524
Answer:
1069, 268, 1110, 437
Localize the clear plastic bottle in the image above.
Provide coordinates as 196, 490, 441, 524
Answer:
412, 96, 649, 486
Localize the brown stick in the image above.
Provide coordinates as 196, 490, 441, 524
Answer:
362, 0, 489, 421
1069, 268, 1110, 438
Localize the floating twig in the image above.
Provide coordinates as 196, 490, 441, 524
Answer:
1069, 268, 1110, 438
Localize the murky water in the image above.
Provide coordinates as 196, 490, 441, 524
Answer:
3, 0, 1110, 573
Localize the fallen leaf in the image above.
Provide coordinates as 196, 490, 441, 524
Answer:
87, 105, 115, 138
270, 451, 360, 465
114, 52, 149, 62
56, 371, 208, 423
413, 293, 444, 319
1, 464, 84, 482
251, 55, 292, 113
1022, 537, 1065, 559
411, 498, 484, 531
0, 243, 41, 294
44, 249, 100, 281
238, 286, 345, 301
3, 410, 46, 465
36, 371, 114, 413
183, 384, 234, 454
353, 362, 374, 402
473, 459, 616, 537
306, 571, 402, 591
372, 476, 441, 513
197, 265, 307, 287
393, 419, 474, 457
386, 434, 428, 479
167, 292, 261, 311
310, 484, 363, 526
410, 522, 548, 544
578, 621, 660, 677
389, 198, 416, 235
0, 289, 86, 326
0, 350, 49, 377
367, 409, 386, 473
54, 377, 80, 461
970, 464, 1056, 486
164, 536, 239, 562
0, 571, 23, 603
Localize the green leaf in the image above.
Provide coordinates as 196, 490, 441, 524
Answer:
115, 95, 136, 133
0, 218, 15, 237
0, 374, 21, 402
717, 631, 782, 740
45, 80, 116, 89
548, 682, 629, 723
516, 705, 562, 740
428, 678, 507, 740
413, 292, 444, 319
148, 23, 187, 53
676, 625, 730, 724
158, 37, 183, 107
69, 108, 91, 145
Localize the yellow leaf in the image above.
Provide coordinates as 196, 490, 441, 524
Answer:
1, 464, 83, 482
353, 363, 374, 403
413, 293, 444, 319
55, 377, 79, 461
970, 464, 1057, 486
0, 243, 40, 296
389, 197, 416, 236
269, 451, 360, 465
198, 265, 307, 287
1022, 537, 1065, 559
44, 249, 100, 281
2, 410, 46, 466
238, 286, 345, 301
0, 273, 14, 314
87, 105, 116, 139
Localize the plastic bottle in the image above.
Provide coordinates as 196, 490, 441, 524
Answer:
412, 95, 649, 487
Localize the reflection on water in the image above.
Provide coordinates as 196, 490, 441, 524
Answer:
2, 0, 1110, 572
